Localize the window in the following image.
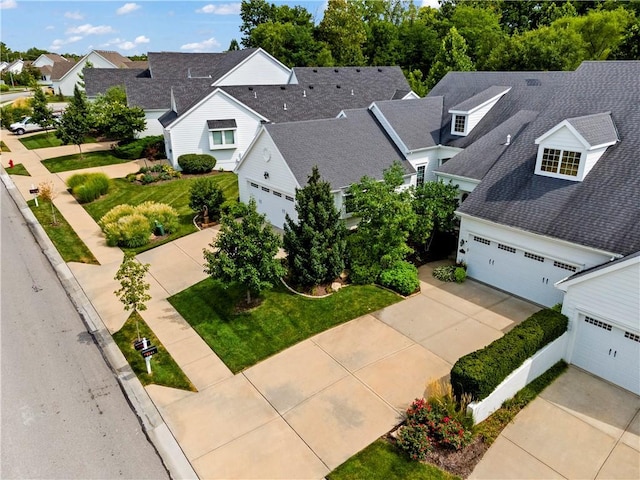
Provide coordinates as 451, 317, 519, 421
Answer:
453, 115, 466, 134
473, 235, 490, 245
250, 182, 258, 188
416, 165, 425, 187
261, 186, 269, 192
541, 148, 581, 177
207, 119, 237, 149
524, 252, 544, 262
343, 194, 356, 214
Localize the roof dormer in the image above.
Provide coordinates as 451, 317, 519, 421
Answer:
448, 86, 511, 137
534, 112, 618, 182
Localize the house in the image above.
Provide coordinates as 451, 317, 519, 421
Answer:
53, 50, 145, 96
32, 53, 74, 87
557, 252, 640, 395
3, 58, 24, 75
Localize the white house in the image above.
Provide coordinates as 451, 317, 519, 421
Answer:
32, 53, 74, 86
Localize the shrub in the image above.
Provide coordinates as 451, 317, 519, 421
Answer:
435, 416, 473, 451
396, 423, 432, 461
178, 153, 217, 174
98, 204, 136, 228
136, 201, 179, 233
189, 177, 224, 221
450, 308, 568, 401
67, 173, 110, 203
38, 181, 56, 202
0, 84, 9, 92
454, 266, 467, 283
103, 213, 150, 248
221, 200, 248, 218
112, 136, 164, 160
379, 260, 420, 295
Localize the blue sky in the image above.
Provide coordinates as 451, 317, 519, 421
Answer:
0, 0, 438, 57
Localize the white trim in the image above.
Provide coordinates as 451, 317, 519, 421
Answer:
536, 120, 594, 150
556, 255, 640, 290
434, 171, 481, 185
448, 87, 511, 115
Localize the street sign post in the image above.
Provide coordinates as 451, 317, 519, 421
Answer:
29, 184, 40, 207
140, 337, 155, 374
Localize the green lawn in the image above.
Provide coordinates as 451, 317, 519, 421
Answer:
42, 150, 129, 173
112, 311, 196, 391
28, 199, 99, 264
7, 163, 30, 176
168, 279, 401, 373
328, 439, 459, 480
20, 132, 97, 150
1, 140, 9, 152
83, 173, 238, 254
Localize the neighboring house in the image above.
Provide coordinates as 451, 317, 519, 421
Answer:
53, 50, 145, 96
4, 59, 24, 75
32, 53, 74, 86
557, 252, 640, 395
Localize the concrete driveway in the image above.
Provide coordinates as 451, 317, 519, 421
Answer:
471, 366, 640, 479
146, 262, 541, 479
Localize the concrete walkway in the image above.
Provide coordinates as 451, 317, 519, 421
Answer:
5, 130, 637, 479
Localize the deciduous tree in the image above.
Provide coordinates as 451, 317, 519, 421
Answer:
114, 253, 152, 339
56, 84, 90, 158
426, 27, 475, 89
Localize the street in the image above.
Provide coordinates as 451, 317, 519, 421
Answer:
0, 183, 170, 479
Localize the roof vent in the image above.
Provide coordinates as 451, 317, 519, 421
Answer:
526, 78, 541, 86
336, 85, 341, 89
313, 68, 318, 73
505, 134, 511, 146
334, 69, 339, 73
280, 86, 286, 90
303, 90, 306, 97
350, 89, 354, 96
187, 67, 191, 78
308, 85, 314, 89
377, 67, 382, 72
248, 87, 253, 90
283, 103, 287, 111
356, 68, 361, 72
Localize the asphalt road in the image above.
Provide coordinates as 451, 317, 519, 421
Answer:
0, 183, 170, 479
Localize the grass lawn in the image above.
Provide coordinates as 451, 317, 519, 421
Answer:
42, 150, 129, 173
328, 439, 459, 480
168, 279, 401, 373
20, 133, 97, 150
1, 140, 9, 152
112, 311, 196, 391
7, 163, 30, 176
28, 199, 99, 264
83, 173, 238, 254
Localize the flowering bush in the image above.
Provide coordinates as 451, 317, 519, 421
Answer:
434, 416, 473, 451
396, 423, 432, 461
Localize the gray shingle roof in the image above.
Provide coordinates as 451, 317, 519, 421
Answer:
147, 49, 257, 80
566, 112, 618, 147
265, 109, 413, 190
450, 85, 510, 112
207, 119, 236, 129
372, 97, 444, 151
455, 61, 640, 256
84, 68, 149, 97
291, 66, 410, 91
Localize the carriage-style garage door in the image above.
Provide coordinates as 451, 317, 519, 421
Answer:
465, 234, 575, 306
571, 315, 640, 395
247, 181, 296, 228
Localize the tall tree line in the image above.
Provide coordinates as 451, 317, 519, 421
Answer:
237, 0, 640, 92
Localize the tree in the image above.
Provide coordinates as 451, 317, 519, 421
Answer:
407, 69, 429, 97
450, 5, 506, 69
203, 198, 285, 305
346, 162, 417, 284
77, 60, 93, 89
410, 181, 459, 253
283, 166, 347, 289
90, 86, 145, 141
189, 177, 225, 222
56, 85, 90, 158
228, 39, 240, 51
30, 87, 55, 135
317, 0, 368, 66
114, 253, 152, 340
240, 0, 277, 47
426, 27, 475, 89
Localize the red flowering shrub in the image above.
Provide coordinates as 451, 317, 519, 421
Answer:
396, 423, 433, 461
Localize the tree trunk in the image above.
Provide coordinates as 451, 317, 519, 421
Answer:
246, 289, 251, 304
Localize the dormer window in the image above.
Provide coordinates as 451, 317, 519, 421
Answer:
453, 115, 467, 134
449, 86, 511, 137
535, 112, 618, 182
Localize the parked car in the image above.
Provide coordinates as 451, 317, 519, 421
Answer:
9, 114, 60, 135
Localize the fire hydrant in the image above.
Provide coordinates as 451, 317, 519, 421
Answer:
8, 159, 14, 168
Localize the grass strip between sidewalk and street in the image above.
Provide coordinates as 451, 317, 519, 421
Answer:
20, 133, 97, 150
28, 199, 99, 265
6, 163, 30, 176
83, 174, 238, 254
328, 439, 459, 480
169, 279, 401, 373
1, 140, 10, 152
42, 150, 130, 173
112, 311, 197, 392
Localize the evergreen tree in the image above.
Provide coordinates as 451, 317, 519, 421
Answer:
228, 39, 240, 51
203, 198, 285, 305
283, 166, 346, 289
426, 27, 475, 89
30, 87, 55, 135
56, 84, 90, 158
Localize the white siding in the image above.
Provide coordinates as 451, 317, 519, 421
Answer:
467, 101, 495, 132
165, 92, 263, 170
141, 111, 166, 137
583, 146, 607, 177
407, 150, 437, 183
215, 51, 291, 86
541, 125, 585, 151
56, 52, 118, 96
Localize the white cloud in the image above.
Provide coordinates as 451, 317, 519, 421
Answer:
45, 25, 55, 30
180, 37, 221, 52
66, 24, 116, 36
64, 11, 84, 20
421, 0, 440, 9
134, 35, 149, 44
0, 0, 17, 10
49, 36, 83, 51
116, 3, 141, 15
118, 41, 136, 50
196, 3, 240, 15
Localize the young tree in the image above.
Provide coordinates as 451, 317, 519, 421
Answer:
347, 162, 417, 284
426, 27, 475, 89
189, 177, 225, 222
114, 253, 152, 340
410, 181, 459, 253
56, 84, 90, 158
90, 86, 145, 141
30, 87, 55, 135
203, 198, 285, 305
283, 166, 346, 289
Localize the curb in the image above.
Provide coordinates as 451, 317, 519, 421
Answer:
0, 166, 198, 480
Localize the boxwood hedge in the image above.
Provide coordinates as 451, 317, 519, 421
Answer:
177, 154, 216, 174
450, 308, 568, 401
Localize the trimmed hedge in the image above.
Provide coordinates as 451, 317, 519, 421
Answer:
450, 308, 568, 401
66, 173, 110, 203
112, 136, 165, 160
379, 261, 420, 296
177, 154, 216, 174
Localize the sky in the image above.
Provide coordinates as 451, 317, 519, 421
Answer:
0, 0, 439, 57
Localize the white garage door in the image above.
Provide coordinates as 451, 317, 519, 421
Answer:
465, 234, 574, 306
247, 181, 296, 228
572, 315, 640, 395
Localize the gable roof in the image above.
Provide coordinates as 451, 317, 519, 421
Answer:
453, 61, 640, 256
263, 109, 413, 190
556, 251, 639, 289
84, 68, 150, 98
450, 86, 511, 113
94, 50, 131, 68
291, 66, 409, 89
566, 112, 618, 148
51, 59, 77, 80
147, 49, 258, 80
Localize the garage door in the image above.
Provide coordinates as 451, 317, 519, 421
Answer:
247, 181, 296, 228
572, 315, 640, 395
465, 234, 574, 306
